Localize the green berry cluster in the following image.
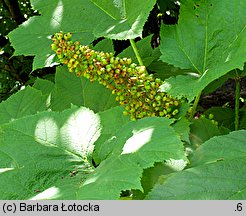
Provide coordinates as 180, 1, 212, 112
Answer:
51, 32, 180, 120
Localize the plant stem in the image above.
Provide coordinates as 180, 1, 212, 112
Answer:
235, 75, 241, 130
129, 39, 144, 66
189, 91, 202, 120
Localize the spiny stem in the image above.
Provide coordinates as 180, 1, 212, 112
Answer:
189, 91, 202, 120
129, 39, 144, 66
235, 73, 241, 130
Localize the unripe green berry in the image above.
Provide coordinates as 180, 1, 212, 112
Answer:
174, 101, 179, 107
136, 66, 145, 74
155, 95, 162, 101
166, 107, 172, 113
64, 32, 72, 40
130, 108, 135, 113
149, 94, 154, 100
110, 57, 115, 64
188, 107, 193, 114
172, 109, 179, 116
125, 106, 130, 111
51, 43, 58, 51
145, 98, 150, 103
145, 85, 151, 90
211, 120, 218, 126
126, 58, 132, 65
123, 111, 128, 116
106, 65, 112, 72
209, 113, 214, 120
130, 63, 137, 68
127, 68, 132, 73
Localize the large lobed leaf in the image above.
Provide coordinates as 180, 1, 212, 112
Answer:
77, 117, 186, 199
0, 107, 98, 199
0, 105, 186, 199
147, 130, 246, 199
0, 86, 52, 125
51, 66, 118, 112
8, 0, 156, 70
159, 0, 246, 100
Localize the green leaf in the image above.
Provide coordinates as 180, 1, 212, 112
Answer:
191, 130, 246, 166
8, 0, 95, 70
93, 38, 115, 53
51, 66, 118, 112
0, 105, 186, 200
8, 0, 156, 69
202, 72, 235, 95
0, 107, 100, 199
90, 0, 156, 39
157, 0, 177, 12
189, 117, 229, 148
0, 86, 46, 124
113, 117, 185, 166
159, 0, 246, 100
93, 106, 131, 164
32, 78, 55, 110
172, 117, 191, 143
77, 117, 187, 199
33, 78, 55, 96
148, 59, 190, 80
132, 161, 180, 199
147, 130, 246, 199
77, 156, 143, 199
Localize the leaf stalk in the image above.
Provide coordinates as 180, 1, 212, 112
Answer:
235, 73, 241, 130
129, 39, 144, 66
189, 92, 202, 120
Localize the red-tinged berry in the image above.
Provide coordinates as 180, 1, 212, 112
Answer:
76, 71, 82, 76
56, 48, 62, 55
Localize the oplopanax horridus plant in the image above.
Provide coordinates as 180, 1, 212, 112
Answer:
51, 32, 180, 120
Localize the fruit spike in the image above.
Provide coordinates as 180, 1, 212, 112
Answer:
51, 32, 180, 120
